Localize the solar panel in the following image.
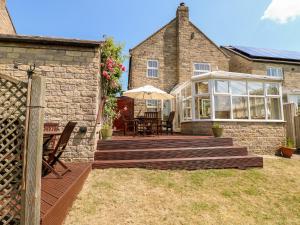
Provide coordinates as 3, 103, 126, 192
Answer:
230, 45, 300, 61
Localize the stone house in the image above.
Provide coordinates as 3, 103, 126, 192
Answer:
128, 3, 294, 154
0, 0, 101, 161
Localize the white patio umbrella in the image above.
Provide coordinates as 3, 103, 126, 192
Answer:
123, 85, 174, 100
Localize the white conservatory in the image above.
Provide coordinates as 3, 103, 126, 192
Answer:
171, 71, 284, 132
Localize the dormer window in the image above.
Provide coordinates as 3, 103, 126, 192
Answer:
193, 63, 211, 76
147, 60, 159, 78
267, 67, 283, 78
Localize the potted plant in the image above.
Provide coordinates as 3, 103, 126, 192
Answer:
101, 97, 118, 140
212, 122, 223, 138
280, 138, 295, 158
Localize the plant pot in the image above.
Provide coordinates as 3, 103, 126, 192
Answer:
101, 127, 113, 140
280, 146, 295, 158
212, 127, 223, 138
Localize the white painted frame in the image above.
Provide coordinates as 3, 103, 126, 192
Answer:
146, 59, 159, 78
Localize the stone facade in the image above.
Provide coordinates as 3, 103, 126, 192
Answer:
129, 3, 229, 116
181, 121, 286, 154
0, 36, 101, 161
0, 0, 16, 35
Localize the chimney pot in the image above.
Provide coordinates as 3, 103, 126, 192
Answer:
180, 2, 185, 6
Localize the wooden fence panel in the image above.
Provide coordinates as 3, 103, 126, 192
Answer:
294, 116, 300, 149
283, 103, 297, 145
0, 74, 28, 225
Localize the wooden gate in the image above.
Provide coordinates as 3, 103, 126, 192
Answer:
0, 74, 29, 224
0, 72, 45, 225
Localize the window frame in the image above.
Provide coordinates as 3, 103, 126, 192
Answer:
193, 63, 211, 76
146, 99, 159, 112
146, 59, 159, 78
266, 66, 284, 78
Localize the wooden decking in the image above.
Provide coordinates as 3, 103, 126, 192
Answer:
40, 163, 91, 225
93, 135, 263, 170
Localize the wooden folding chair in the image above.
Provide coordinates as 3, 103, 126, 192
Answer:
42, 121, 77, 178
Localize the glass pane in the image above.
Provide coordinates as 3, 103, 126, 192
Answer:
266, 83, 279, 95
162, 100, 171, 120
214, 96, 231, 119
248, 82, 264, 95
148, 69, 158, 77
250, 97, 265, 119
231, 81, 247, 95
186, 84, 192, 97
195, 81, 209, 94
148, 60, 158, 68
267, 97, 281, 120
232, 96, 248, 119
194, 63, 210, 71
195, 96, 211, 119
215, 80, 229, 93
267, 67, 283, 77
183, 99, 192, 120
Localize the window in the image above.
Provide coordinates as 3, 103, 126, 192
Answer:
195, 97, 211, 119
250, 97, 265, 119
215, 80, 229, 93
267, 67, 283, 78
231, 81, 247, 95
195, 81, 209, 94
193, 63, 211, 76
147, 60, 159, 78
214, 96, 231, 119
232, 96, 248, 119
146, 100, 159, 112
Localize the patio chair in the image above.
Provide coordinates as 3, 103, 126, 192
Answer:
44, 122, 59, 149
162, 111, 175, 135
42, 121, 77, 178
145, 111, 162, 135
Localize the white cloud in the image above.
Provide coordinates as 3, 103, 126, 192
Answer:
261, 0, 300, 24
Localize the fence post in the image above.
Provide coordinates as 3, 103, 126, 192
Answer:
22, 75, 45, 225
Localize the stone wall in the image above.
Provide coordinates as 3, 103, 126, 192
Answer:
0, 0, 16, 35
181, 121, 286, 154
0, 39, 101, 161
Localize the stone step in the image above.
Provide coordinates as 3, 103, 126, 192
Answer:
94, 146, 248, 160
92, 155, 263, 170
97, 137, 233, 150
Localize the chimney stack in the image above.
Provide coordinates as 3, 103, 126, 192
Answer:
0, 0, 6, 9
176, 2, 189, 21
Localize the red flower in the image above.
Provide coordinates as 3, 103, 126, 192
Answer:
102, 71, 108, 77
106, 75, 111, 80
121, 65, 126, 72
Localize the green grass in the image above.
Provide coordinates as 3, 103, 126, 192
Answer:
64, 158, 300, 225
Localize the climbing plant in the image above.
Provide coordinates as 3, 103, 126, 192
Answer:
100, 37, 126, 126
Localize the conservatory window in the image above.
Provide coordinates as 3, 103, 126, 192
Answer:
195, 81, 209, 94
267, 97, 281, 120
248, 82, 264, 95
215, 80, 229, 93
214, 95, 231, 119
250, 97, 265, 119
232, 96, 248, 119
195, 96, 211, 119
193, 63, 211, 76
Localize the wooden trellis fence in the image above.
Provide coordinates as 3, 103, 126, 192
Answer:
0, 72, 45, 225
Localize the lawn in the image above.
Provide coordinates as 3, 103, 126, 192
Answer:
64, 158, 300, 225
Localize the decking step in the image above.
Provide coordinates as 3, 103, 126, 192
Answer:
92, 155, 263, 170
94, 146, 248, 160
97, 137, 233, 150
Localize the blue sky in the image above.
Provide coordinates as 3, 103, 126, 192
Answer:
7, 0, 300, 90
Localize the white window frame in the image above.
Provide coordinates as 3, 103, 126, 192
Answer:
267, 66, 283, 78
147, 60, 159, 78
193, 63, 211, 76
146, 99, 159, 111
